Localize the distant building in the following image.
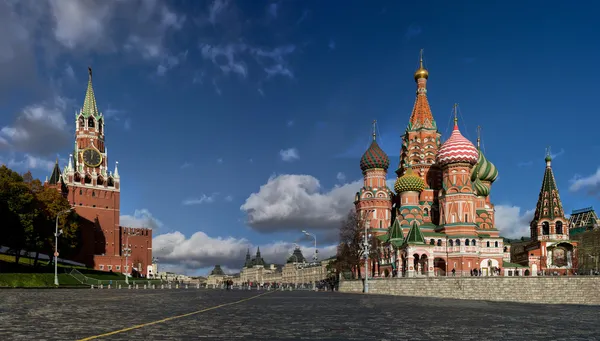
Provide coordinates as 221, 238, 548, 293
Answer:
569, 207, 600, 236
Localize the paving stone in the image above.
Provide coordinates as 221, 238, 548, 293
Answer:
0, 289, 598, 340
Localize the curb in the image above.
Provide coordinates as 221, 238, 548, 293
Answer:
0, 286, 89, 289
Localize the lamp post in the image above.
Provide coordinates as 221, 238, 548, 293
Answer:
122, 230, 133, 284
54, 208, 72, 286
362, 220, 372, 293
302, 230, 318, 262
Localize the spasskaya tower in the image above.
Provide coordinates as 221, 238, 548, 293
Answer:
47, 68, 152, 276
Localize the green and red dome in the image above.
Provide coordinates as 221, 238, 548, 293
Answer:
360, 140, 390, 172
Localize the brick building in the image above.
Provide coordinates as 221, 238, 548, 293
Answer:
46, 68, 152, 276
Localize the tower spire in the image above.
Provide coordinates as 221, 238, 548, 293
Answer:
408, 49, 435, 130
82, 67, 100, 118
476, 125, 481, 149
453, 103, 459, 129
532, 150, 564, 224
372, 120, 377, 141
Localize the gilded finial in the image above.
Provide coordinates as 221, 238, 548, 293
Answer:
414, 49, 429, 81
545, 146, 552, 163
88, 66, 92, 80
372, 120, 377, 141
476, 126, 481, 149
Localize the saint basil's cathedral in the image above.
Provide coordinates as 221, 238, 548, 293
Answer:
354, 52, 577, 277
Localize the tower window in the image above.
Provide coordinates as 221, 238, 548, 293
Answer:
92, 191, 95, 197
556, 221, 563, 234
98, 119, 103, 134
88, 117, 95, 128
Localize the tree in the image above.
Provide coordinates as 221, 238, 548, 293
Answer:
0, 166, 79, 268
336, 210, 367, 279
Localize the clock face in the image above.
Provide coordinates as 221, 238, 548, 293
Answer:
82, 148, 102, 167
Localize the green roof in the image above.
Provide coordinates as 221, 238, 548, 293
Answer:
405, 222, 425, 244
531, 154, 565, 222
48, 159, 61, 185
81, 67, 101, 118
503, 261, 528, 269
389, 218, 404, 241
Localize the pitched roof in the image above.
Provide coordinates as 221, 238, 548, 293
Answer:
210, 265, 225, 276
81, 67, 101, 118
48, 159, 62, 185
408, 58, 436, 131
405, 222, 425, 244
531, 154, 565, 223
389, 218, 404, 241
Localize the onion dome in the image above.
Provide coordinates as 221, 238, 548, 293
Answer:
360, 121, 390, 172
414, 49, 429, 81
394, 166, 425, 193
472, 177, 490, 197
471, 150, 498, 183
436, 116, 478, 167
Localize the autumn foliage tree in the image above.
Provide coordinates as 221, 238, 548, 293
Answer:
0, 166, 79, 269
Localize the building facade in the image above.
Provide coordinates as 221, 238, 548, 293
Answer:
46, 68, 152, 276
355, 52, 513, 277
511, 154, 578, 275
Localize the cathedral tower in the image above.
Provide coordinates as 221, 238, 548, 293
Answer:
530, 151, 569, 241
436, 106, 479, 235
396, 50, 442, 224
355, 121, 393, 233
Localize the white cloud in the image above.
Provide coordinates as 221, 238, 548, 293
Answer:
182, 194, 217, 206
153, 230, 337, 273
279, 148, 299, 162
494, 205, 535, 239
240, 174, 361, 232
224, 195, 234, 202
0, 96, 71, 156
208, 0, 229, 25
120, 209, 164, 230
336, 172, 346, 182
49, 0, 114, 50
570, 168, 600, 197
199, 43, 248, 78
3, 154, 59, 172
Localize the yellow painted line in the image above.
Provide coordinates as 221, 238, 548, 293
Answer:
77, 291, 274, 340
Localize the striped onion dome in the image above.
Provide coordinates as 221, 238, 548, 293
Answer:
472, 177, 490, 197
360, 140, 390, 172
394, 166, 425, 193
471, 150, 499, 183
436, 122, 478, 166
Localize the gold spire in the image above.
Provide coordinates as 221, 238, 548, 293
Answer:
414, 49, 429, 81
372, 120, 377, 141
476, 126, 481, 149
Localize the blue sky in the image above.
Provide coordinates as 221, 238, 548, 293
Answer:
1, 0, 600, 275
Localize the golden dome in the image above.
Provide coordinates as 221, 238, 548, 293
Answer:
414, 49, 429, 81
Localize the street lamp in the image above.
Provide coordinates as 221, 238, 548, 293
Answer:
54, 208, 72, 286
122, 229, 135, 284
362, 220, 372, 293
302, 230, 318, 262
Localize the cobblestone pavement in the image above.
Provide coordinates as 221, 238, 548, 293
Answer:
0, 288, 599, 340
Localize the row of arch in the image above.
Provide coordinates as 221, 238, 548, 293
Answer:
428, 238, 502, 248
74, 173, 115, 187
78, 116, 104, 134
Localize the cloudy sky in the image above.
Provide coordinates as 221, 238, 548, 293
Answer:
1, 0, 600, 275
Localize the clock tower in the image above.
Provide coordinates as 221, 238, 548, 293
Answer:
61, 67, 122, 261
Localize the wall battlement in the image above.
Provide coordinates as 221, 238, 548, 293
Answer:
339, 277, 600, 305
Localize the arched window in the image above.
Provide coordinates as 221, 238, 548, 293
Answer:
494, 241, 499, 247
98, 119, 103, 134
430, 239, 435, 245
449, 239, 454, 246
88, 117, 95, 128
542, 222, 550, 235
556, 221, 563, 234
455, 239, 461, 246
465, 239, 470, 246
78, 116, 84, 128
486, 241, 490, 247
437, 239, 442, 246
424, 208, 429, 216
472, 239, 476, 246
379, 220, 382, 228
503, 246, 508, 252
